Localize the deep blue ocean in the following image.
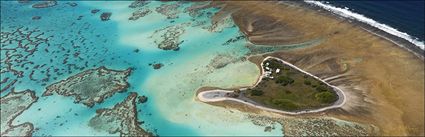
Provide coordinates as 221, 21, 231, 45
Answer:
326, 1, 425, 41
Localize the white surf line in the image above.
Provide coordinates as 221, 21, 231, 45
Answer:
197, 56, 346, 115
304, 1, 424, 50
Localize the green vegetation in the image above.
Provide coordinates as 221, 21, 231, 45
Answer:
315, 92, 337, 103
245, 58, 338, 111
315, 85, 328, 92
265, 60, 281, 69
276, 76, 295, 86
272, 99, 299, 110
303, 79, 311, 85
249, 89, 264, 96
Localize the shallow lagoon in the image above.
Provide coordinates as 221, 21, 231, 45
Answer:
1, 1, 286, 136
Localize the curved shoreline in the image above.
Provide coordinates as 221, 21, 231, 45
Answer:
197, 56, 346, 115
300, 1, 424, 60
304, 1, 424, 50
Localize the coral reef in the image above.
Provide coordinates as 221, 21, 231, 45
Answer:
32, 0, 57, 9
155, 3, 180, 19
129, 9, 152, 21
100, 12, 112, 21
89, 92, 153, 136
43, 67, 132, 107
150, 23, 189, 51
1, 89, 38, 136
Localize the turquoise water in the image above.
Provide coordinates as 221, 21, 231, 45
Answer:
1, 1, 291, 136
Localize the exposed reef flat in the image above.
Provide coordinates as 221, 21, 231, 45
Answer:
279, 117, 376, 136
211, 1, 424, 135
248, 115, 378, 136
43, 67, 132, 107
1, 89, 38, 136
89, 92, 153, 137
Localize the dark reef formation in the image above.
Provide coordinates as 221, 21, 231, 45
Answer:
32, 16, 41, 20
129, 9, 152, 21
17, 0, 29, 4
89, 92, 153, 136
1, 89, 38, 136
65, 2, 78, 7
0, 27, 51, 93
91, 9, 100, 14
148, 62, 164, 70
43, 67, 132, 107
152, 63, 163, 70
155, 3, 181, 19
100, 12, 112, 21
150, 23, 189, 51
32, 0, 57, 9
128, 0, 150, 9
138, 95, 148, 104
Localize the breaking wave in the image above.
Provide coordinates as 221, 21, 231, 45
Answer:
305, 1, 425, 50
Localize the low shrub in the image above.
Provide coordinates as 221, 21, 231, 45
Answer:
315, 92, 337, 103
315, 85, 328, 92
276, 76, 294, 86
272, 99, 299, 110
304, 80, 311, 85
250, 89, 264, 96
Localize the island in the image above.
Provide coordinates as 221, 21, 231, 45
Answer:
43, 67, 132, 107
197, 56, 345, 114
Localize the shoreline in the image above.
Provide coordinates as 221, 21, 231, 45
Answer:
196, 56, 346, 115
296, 1, 424, 60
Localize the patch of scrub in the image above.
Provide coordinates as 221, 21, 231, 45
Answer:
43, 67, 132, 107
1, 89, 38, 136
89, 92, 153, 136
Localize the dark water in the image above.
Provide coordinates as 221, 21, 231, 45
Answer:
326, 1, 425, 41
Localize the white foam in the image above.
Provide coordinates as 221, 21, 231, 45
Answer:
304, 1, 425, 50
